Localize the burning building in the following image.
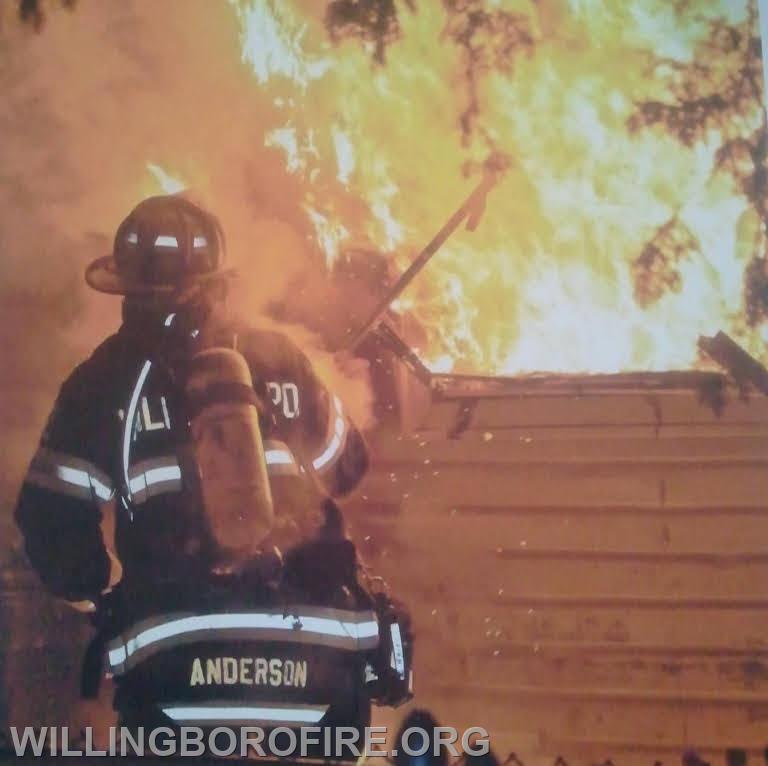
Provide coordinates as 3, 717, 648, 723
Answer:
0, 0, 767, 762
347, 332, 768, 763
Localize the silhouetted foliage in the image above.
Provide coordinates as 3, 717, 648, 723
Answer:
628, 1, 767, 320
325, 0, 413, 64
459, 749, 500, 766
18, 0, 76, 31
460, 149, 512, 184
627, 10, 763, 147
744, 252, 768, 326
632, 217, 700, 306
324, 0, 536, 148
442, 0, 535, 146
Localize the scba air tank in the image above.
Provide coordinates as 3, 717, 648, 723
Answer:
185, 347, 274, 563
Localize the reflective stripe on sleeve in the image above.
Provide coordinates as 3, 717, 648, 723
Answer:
26, 447, 114, 502
311, 395, 348, 472
126, 440, 301, 503
264, 439, 300, 476
127, 456, 182, 504
106, 607, 380, 675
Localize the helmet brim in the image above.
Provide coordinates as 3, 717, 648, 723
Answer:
85, 255, 236, 296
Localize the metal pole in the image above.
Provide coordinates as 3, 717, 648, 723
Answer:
345, 169, 501, 352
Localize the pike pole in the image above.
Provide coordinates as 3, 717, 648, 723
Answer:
344, 160, 506, 352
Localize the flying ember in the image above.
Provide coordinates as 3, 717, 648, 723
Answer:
228, 0, 767, 375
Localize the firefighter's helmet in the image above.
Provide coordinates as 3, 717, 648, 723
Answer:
86, 195, 234, 295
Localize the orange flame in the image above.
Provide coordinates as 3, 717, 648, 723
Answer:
227, 0, 766, 374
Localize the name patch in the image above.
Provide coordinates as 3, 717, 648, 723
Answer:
189, 657, 308, 688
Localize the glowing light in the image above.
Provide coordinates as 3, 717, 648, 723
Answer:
332, 126, 355, 185
146, 163, 187, 194
265, 126, 302, 173
229, 0, 330, 87
304, 206, 350, 268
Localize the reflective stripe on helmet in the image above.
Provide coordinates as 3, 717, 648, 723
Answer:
90, 195, 229, 295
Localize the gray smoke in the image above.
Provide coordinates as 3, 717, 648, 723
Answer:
0, 0, 376, 551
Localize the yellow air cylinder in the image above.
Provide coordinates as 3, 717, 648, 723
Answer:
185, 347, 274, 563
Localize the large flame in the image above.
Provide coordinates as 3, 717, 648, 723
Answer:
225, 0, 765, 375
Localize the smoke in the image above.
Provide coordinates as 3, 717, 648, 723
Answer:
0, 0, 375, 539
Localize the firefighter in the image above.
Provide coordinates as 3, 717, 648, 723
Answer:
14, 194, 412, 742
